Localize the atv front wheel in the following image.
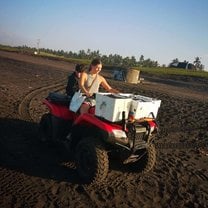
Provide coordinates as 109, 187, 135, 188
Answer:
75, 138, 109, 184
125, 143, 156, 174
39, 113, 52, 142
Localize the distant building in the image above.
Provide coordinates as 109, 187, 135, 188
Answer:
169, 62, 195, 70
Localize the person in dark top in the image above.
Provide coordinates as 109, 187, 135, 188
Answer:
66, 64, 86, 96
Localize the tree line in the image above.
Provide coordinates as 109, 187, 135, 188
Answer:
41, 47, 161, 68
39, 47, 205, 70
1, 44, 204, 70
15, 45, 160, 68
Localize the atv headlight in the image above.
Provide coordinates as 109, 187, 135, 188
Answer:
111, 129, 127, 139
109, 129, 128, 145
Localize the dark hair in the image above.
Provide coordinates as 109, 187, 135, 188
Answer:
91, 58, 102, 66
89, 58, 102, 71
75, 64, 85, 73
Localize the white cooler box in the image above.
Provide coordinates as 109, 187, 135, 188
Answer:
95, 93, 132, 122
130, 95, 161, 119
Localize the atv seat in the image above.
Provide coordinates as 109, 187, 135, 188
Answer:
47, 92, 71, 106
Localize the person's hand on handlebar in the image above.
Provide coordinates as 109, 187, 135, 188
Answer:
85, 92, 91, 97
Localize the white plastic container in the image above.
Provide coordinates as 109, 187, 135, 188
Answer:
95, 93, 132, 122
130, 95, 161, 119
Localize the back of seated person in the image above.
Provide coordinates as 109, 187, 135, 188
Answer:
66, 64, 86, 97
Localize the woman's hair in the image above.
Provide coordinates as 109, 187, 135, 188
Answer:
89, 58, 102, 71
75, 64, 85, 73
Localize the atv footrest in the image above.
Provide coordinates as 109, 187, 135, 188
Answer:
123, 154, 140, 164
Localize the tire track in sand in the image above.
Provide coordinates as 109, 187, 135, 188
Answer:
18, 79, 65, 121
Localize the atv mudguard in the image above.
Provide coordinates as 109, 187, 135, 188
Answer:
43, 99, 77, 120
74, 113, 123, 133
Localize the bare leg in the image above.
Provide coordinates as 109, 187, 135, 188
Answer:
80, 103, 90, 114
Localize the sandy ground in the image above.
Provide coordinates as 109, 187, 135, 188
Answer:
0, 50, 208, 208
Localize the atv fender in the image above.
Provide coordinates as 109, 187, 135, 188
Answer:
73, 113, 122, 133
43, 99, 77, 120
70, 113, 124, 148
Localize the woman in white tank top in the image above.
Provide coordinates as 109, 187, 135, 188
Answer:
79, 58, 119, 114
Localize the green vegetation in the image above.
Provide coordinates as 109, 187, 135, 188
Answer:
38, 51, 90, 65
0, 44, 19, 52
0, 44, 90, 65
0, 44, 207, 79
0, 44, 159, 67
137, 67, 208, 79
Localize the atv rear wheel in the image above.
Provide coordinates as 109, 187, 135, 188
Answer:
75, 138, 109, 184
125, 143, 156, 173
39, 113, 52, 142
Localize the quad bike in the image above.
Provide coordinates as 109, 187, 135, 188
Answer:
39, 92, 159, 184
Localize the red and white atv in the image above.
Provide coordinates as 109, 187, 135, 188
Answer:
39, 92, 159, 184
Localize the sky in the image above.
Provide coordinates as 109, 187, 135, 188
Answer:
0, 0, 208, 69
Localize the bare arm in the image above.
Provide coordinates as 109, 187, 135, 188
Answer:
100, 76, 120, 93
79, 72, 92, 97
